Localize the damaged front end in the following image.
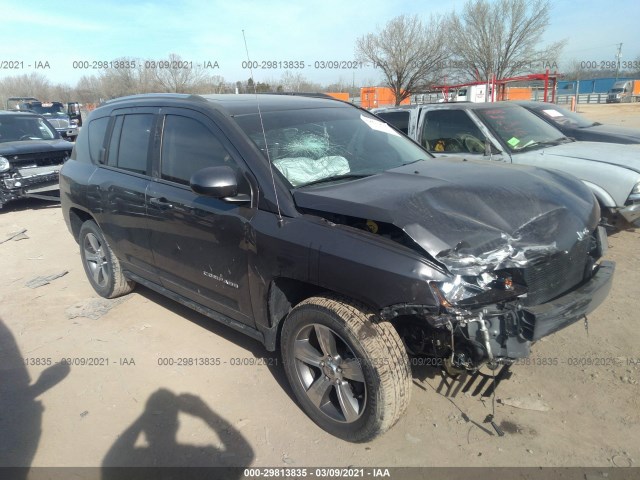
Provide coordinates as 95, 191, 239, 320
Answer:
294, 159, 615, 374
383, 223, 614, 373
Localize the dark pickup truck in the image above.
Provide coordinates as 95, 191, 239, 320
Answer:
60, 93, 613, 441
8, 97, 82, 141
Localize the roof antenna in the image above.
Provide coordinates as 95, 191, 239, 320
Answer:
242, 29, 284, 228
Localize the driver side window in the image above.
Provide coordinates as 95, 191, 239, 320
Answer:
421, 110, 485, 154
160, 115, 233, 185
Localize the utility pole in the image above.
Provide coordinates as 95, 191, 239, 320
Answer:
614, 43, 623, 81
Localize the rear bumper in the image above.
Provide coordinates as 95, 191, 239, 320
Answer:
522, 261, 615, 341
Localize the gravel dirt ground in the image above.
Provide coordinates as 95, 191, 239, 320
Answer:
0, 103, 639, 472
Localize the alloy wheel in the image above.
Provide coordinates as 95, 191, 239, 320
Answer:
83, 232, 109, 288
293, 323, 366, 423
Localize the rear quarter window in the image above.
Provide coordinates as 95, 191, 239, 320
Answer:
107, 114, 154, 174
88, 117, 109, 163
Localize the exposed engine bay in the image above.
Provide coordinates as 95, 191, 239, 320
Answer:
308, 209, 611, 373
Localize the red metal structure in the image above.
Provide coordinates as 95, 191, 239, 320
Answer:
432, 70, 561, 103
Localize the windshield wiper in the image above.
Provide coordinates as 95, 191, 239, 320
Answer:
517, 137, 571, 151
403, 158, 428, 165
299, 173, 371, 187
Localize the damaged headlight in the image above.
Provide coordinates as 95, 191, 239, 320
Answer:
0, 156, 10, 173
629, 182, 640, 201
440, 275, 490, 303
431, 273, 516, 307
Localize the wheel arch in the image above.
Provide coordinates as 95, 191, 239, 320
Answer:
581, 180, 616, 209
68, 207, 96, 243
263, 277, 384, 352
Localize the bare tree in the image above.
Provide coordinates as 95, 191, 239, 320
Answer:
324, 78, 360, 97
192, 75, 230, 94
278, 71, 322, 92
75, 75, 104, 104
151, 53, 208, 93
561, 59, 584, 81
77, 54, 232, 100
49, 83, 75, 103
356, 14, 449, 105
0, 73, 52, 104
562, 59, 613, 82
99, 58, 148, 99
448, 0, 565, 82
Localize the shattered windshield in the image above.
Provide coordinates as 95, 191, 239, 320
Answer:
0, 116, 57, 142
233, 107, 428, 187
475, 106, 569, 152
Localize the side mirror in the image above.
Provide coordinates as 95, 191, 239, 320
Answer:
190, 166, 239, 198
67, 103, 82, 125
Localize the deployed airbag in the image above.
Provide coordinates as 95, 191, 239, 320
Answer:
274, 156, 350, 186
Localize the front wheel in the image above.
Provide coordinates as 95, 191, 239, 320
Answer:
281, 295, 411, 442
79, 220, 135, 298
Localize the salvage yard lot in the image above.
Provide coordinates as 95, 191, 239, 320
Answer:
1, 104, 639, 469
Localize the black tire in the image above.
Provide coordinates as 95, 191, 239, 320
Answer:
78, 220, 135, 298
281, 295, 411, 442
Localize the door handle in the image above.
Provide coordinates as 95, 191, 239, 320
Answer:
149, 197, 173, 209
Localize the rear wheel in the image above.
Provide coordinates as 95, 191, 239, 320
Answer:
79, 220, 135, 298
281, 295, 411, 442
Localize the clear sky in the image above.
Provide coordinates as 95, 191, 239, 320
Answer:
1, 0, 638, 86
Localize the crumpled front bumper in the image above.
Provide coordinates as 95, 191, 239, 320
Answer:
522, 261, 615, 341
618, 203, 640, 224
1, 169, 62, 206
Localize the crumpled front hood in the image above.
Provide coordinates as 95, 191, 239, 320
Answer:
533, 141, 640, 173
294, 157, 599, 275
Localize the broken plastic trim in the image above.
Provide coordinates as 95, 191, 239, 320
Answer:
434, 233, 559, 276
429, 281, 452, 309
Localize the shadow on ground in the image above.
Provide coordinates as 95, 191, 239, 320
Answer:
101, 388, 254, 477
0, 197, 61, 213
0, 318, 70, 478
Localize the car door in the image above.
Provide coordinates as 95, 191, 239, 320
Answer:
417, 109, 507, 162
146, 108, 256, 326
89, 108, 158, 278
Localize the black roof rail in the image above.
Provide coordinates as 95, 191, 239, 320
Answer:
262, 92, 335, 99
101, 93, 208, 106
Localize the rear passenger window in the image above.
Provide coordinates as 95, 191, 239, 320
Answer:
160, 115, 232, 185
107, 114, 153, 174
